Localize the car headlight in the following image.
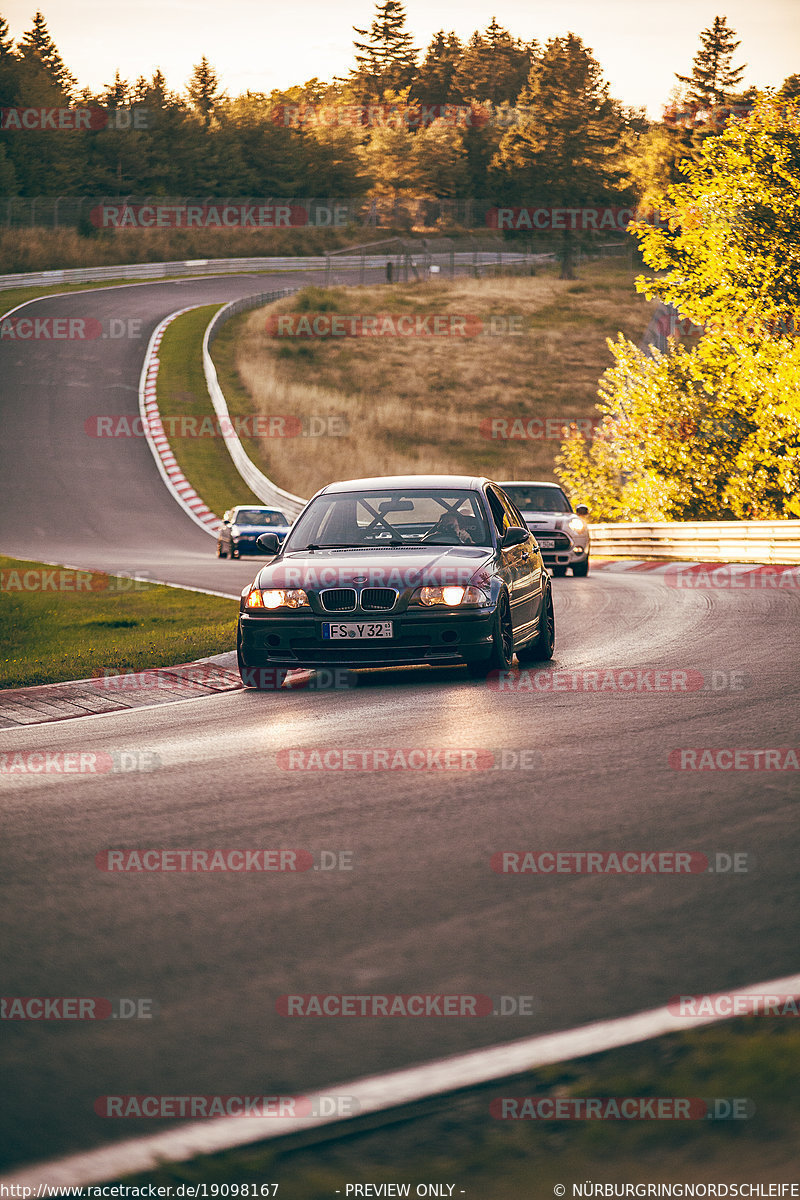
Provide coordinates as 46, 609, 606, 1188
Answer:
567, 517, 586, 533
245, 588, 309, 609
411, 585, 489, 607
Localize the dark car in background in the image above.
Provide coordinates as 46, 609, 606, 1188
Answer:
237, 475, 555, 687
217, 506, 292, 559
499, 481, 590, 576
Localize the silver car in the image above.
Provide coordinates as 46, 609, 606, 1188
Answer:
498, 481, 590, 576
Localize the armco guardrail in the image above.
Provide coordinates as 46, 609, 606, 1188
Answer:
203, 290, 307, 519
0, 250, 533, 293
590, 520, 800, 564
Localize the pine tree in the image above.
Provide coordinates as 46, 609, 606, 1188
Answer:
412, 30, 462, 106
0, 14, 14, 60
351, 0, 417, 100
17, 11, 76, 96
188, 56, 224, 128
492, 33, 628, 277
675, 16, 746, 108
778, 74, 800, 101
452, 20, 533, 105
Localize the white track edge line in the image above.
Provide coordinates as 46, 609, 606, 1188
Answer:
0, 554, 240, 601
3, 970, 799, 1187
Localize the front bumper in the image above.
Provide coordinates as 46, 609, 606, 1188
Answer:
238, 607, 497, 670
528, 529, 590, 567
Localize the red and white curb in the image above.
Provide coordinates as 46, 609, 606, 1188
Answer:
593, 559, 800, 583
138, 309, 222, 538
3, 969, 799, 1188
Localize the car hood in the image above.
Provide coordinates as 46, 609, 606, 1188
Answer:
254, 545, 494, 591
521, 512, 565, 530
234, 524, 291, 536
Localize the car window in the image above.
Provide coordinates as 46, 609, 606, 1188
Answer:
497, 489, 527, 529
234, 509, 288, 526
501, 485, 571, 513
485, 486, 510, 536
284, 489, 491, 549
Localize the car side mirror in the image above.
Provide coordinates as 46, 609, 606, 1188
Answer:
256, 533, 281, 554
575, 504, 589, 517
501, 526, 529, 549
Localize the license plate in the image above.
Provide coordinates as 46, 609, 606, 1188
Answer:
536, 538, 555, 549
323, 621, 393, 639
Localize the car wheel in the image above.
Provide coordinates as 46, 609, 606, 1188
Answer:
517, 583, 555, 662
551, 564, 567, 577
572, 558, 589, 577
466, 592, 514, 677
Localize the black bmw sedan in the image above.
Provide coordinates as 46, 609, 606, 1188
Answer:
236, 475, 555, 687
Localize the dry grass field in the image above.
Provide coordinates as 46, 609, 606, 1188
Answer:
214, 258, 655, 500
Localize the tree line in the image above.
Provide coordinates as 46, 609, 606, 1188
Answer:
0, 6, 796, 209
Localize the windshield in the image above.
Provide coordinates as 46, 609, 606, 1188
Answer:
233, 509, 289, 527
501, 486, 571, 514
284, 489, 491, 550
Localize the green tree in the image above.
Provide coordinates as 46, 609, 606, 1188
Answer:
351, 0, 417, 100
451, 19, 533, 106
778, 73, 800, 101
491, 33, 628, 277
17, 10, 76, 96
411, 30, 462, 106
0, 14, 14, 60
187, 56, 224, 129
675, 16, 745, 108
557, 95, 800, 520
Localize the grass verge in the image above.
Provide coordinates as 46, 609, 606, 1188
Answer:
213, 258, 655, 500
155, 306, 264, 517
0, 225, 426, 275
115, 1018, 800, 1195
0, 556, 237, 689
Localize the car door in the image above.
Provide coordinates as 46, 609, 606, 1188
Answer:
494, 486, 542, 637
485, 485, 536, 640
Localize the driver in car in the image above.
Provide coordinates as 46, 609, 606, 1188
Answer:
426, 510, 474, 545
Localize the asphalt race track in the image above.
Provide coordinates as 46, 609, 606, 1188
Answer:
1, 274, 799, 1171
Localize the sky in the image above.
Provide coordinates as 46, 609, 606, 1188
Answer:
3, 0, 798, 118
